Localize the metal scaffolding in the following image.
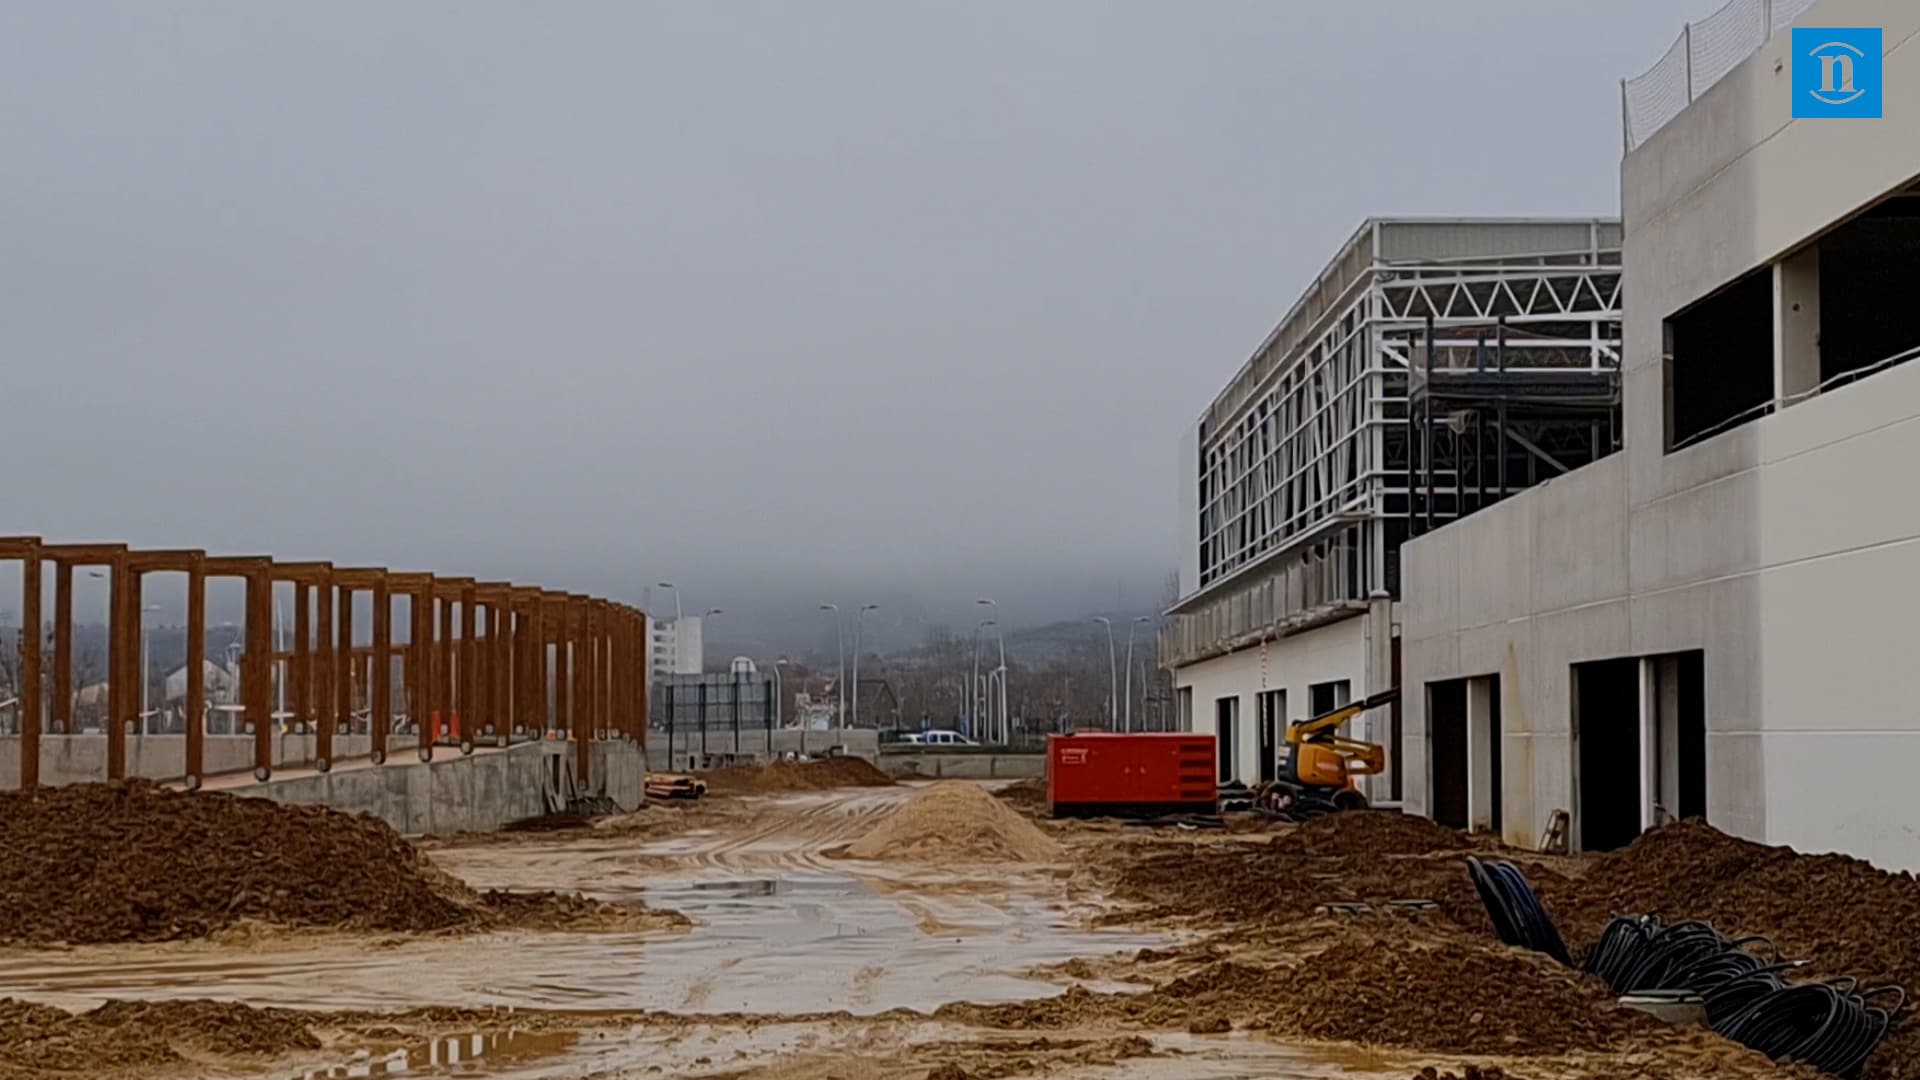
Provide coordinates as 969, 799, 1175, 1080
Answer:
1169, 220, 1623, 669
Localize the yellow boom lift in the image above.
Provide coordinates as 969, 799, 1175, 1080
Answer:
1258, 687, 1401, 818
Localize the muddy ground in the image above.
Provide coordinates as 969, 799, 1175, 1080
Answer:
0, 773, 1891, 1080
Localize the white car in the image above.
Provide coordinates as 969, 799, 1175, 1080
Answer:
900, 729, 979, 747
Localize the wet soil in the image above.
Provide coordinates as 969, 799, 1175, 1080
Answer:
0, 785, 1846, 1080
0, 996, 317, 1079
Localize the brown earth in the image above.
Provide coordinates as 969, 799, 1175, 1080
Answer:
992, 777, 1048, 818
845, 782, 1063, 863
700, 757, 896, 794
0, 781, 677, 945
941, 918, 1648, 1055
1269, 810, 1474, 857
0, 997, 318, 1079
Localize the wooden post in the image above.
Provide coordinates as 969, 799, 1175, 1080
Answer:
246, 567, 273, 778
185, 553, 206, 785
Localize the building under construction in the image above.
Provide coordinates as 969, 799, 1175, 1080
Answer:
1164, 218, 1622, 795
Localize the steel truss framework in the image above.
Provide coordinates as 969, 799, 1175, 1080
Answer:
1170, 254, 1621, 669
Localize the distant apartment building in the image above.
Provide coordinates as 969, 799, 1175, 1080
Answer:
1165, 217, 1624, 800
650, 615, 704, 679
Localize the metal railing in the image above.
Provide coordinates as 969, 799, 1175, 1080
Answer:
0, 536, 647, 790
1623, 0, 1820, 151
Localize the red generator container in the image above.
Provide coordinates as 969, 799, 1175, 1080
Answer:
1046, 732, 1217, 819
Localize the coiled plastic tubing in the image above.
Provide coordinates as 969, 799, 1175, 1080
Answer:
1464, 856, 1902, 1079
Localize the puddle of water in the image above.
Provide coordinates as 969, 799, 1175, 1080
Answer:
259, 1024, 1408, 1080
280, 1030, 576, 1078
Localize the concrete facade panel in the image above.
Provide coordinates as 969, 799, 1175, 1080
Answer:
1400, 524, 1460, 642
1528, 460, 1629, 614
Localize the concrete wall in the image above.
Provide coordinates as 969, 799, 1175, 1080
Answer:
227, 739, 650, 836
1402, 0, 1920, 869
646, 727, 880, 772
878, 751, 1045, 780
0, 732, 422, 789
1172, 615, 1367, 786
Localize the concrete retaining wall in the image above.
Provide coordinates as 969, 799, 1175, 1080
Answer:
226, 739, 649, 836
878, 750, 1045, 780
0, 732, 422, 789
647, 728, 880, 771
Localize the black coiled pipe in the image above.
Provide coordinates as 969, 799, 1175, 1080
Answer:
1465, 867, 1901, 1078
1465, 856, 1571, 965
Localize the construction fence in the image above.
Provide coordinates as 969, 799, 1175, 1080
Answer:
1622, 0, 1819, 151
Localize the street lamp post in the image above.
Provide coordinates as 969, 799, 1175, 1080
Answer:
972, 618, 995, 741
1091, 617, 1117, 728
140, 604, 162, 733
975, 598, 1008, 744
852, 604, 878, 729
771, 657, 787, 728
818, 604, 844, 730
1123, 615, 1152, 734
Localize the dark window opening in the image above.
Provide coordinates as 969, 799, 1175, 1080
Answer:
1665, 266, 1774, 451
1819, 196, 1920, 386
1573, 657, 1643, 852
1427, 679, 1469, 830
1308, 679, 1351, 719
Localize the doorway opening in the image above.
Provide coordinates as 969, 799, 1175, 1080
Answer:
1573, 657, 1642, 852
1215, 696, 1239, 783
1427, 678, 1468, 829
1650, 651, 1707, 823
1257, 689, 1286, 783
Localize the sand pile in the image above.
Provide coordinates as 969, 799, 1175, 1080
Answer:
1269, 810, 1472, 857
0, 782, 676, 945
0, 997, 317, 1077
701, 757, 895, 794
1538, 820, 1920, 1080
845, 782, 1063, 863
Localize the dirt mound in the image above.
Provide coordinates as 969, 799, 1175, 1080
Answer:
943, 921, 1647, 1055
1269, 810, 1471, 857
0, 781, 474, 944
1538, 820, 1920, 1080
0, 997, 316, 1077
1264, 932, 1634, 1054
701, 757, 895, 794
1112, 840, 1523, 931
845, 782, 1063, 863
994, 777, 1048, 817
0, 781, 675, 945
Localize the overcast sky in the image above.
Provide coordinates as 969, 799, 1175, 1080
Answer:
2, 1, 1727, 632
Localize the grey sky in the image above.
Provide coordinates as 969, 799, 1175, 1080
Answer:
2, 1, 1724, 634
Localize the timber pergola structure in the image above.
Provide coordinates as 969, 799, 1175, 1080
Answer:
0, 536, 648, 791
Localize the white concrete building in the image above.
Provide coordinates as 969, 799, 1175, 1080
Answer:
1166, 219, 1624, 794
650, 615, 704, 678
1401, 0, 1920, 868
